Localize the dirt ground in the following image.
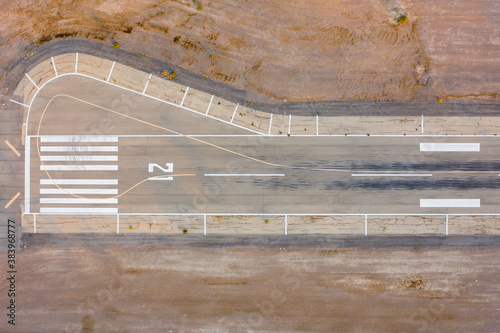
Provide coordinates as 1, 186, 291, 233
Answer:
0, 235, 499, 332
0, 0, 499, 103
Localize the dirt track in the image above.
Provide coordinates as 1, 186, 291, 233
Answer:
1, 0, 499, 103
1, 235, 499, 332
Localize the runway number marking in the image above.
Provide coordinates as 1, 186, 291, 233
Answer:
148, 163, 174, 180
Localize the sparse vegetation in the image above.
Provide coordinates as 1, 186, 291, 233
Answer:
396, 14, 409, 24
170, 71, 176, 79
183, 228, 188, 234
112, 42, 120, 48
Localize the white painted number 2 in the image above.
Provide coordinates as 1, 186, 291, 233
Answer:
148, 163, 174, 181
148, 163, 173, 173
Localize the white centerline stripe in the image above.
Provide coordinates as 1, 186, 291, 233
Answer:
149, 177, 173, 181
40, 165, 118, 171
40, 136, 118, 142
40, 208, 118, 214
41, 179, 118, 185
40, 188, 118, 195
420, 143, 480, 152
40, 146, 118, 152
204, 174, 285, 177
420, 199, 480, 208
352, 174, 432, 177
41, 155, 118, 161
40, 198, 118, 204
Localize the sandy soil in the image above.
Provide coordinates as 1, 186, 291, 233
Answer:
1, 236, 499, 332
0, 0, 499, 103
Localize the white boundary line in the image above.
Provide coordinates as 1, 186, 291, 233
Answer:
352, 174, 432, 177
206, 95, 214, 115
75, 53, 78, 73
230, 104, 238, 123
288, 115, 291, 135
204, 174, 285, 177
268, 114, 273, 135
51, 57, 58, 77
25, 136, 30, 214
142, 74, 152, 94
30, 212, 500, 216
25, 73, 39, 90
9, 99, 29, 108
107, 61, 115, 82
180, 87, 189, 106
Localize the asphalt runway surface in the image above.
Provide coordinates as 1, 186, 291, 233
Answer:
25, 75, 500, 216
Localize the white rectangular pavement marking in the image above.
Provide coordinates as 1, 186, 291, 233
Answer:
420, 143, 480, 152
204, 174, 285, 177
40, 136, 119, 142
25, 73, 40, 90
40, 198, 118, 204
352, 174, 432, 177
107, 61, 115, 82
420, 199, 480, 208
40, 165, 118, 171
180, 86, 189, 106
41, 155, 118, 161
51, 56, 58, 76
40, 188, 118, 195
40, 208, 118, 214
9, 99, 30, 108
206, 95, 214, 114
41, 179, 118, 185
40, 146, 118, 152
142, 73, 152, 94
268, 114, 273, 135
230, 104, 238, 123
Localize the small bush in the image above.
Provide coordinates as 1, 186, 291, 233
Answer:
396, 14, 409, 24
112, 42, 120, 49
170, 71, 176, 78
183, 228, 188, 234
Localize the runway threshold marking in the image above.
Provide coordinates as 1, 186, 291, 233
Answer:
4, 192, 21, 209
40, 135, 118, 142
4, 140, 21, 157
420, 143, 480, 152
40, 179, 118, 185
420, 199, 480, 208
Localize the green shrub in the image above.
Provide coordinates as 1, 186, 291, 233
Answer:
396, 14, 409, 24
